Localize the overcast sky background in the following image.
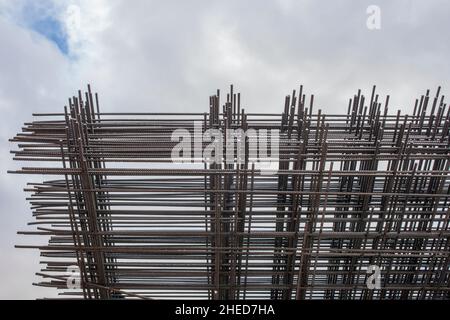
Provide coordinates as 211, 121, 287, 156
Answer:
0, 0, 449, 299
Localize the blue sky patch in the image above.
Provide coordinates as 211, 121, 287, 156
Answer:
20, 1, 69, 55
29, 15, 69, 55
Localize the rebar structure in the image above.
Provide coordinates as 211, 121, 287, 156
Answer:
9, 84, 450, 300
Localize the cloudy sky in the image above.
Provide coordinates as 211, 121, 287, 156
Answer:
0, 0, 449, 299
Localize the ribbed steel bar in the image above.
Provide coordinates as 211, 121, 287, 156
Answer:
8, 84, 450, 299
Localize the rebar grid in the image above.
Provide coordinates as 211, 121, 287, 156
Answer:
9, 84, 450, 300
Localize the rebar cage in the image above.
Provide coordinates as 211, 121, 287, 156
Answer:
9, 85, 450, 299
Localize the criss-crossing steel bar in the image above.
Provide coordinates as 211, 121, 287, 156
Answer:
9, 84, 450, 299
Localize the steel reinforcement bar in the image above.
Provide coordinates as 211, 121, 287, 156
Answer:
9, 84, 450, 300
